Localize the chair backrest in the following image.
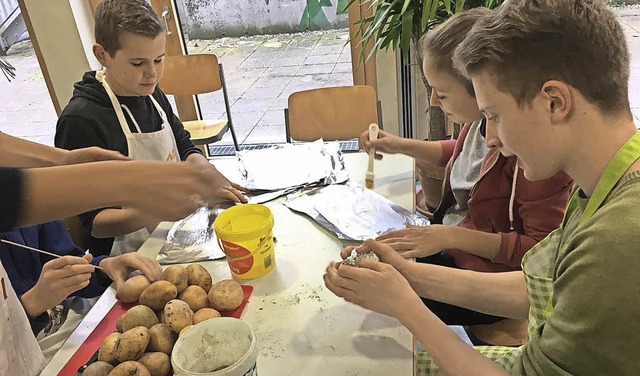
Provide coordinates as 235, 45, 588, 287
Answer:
286, 85, 379, 142
160, 54, 222, 96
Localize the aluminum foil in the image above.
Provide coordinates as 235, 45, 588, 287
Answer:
285, 184, 430, 241
237, 140, 348, 192
342, 249, 380, 267
157, 207, 226, 264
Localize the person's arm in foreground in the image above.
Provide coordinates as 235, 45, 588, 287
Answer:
324, 240, 510, 376
0, 132, 128, 168
16, 160, 232, 229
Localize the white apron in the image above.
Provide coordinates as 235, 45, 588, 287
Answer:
0, 262, 45, 376
96, 69, 180, 256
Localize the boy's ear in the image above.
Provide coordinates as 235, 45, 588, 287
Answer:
541, 80, 572, 123
92, 43, 109, 66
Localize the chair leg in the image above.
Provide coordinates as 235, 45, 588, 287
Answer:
220, 63, 241, 152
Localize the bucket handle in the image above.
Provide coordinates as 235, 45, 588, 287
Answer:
217, 236, 273, 262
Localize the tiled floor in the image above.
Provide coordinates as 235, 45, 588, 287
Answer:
1, 10, 639, 147
0, 29, 353, 147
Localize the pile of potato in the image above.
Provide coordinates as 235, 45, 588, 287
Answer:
83, 264, 246, 376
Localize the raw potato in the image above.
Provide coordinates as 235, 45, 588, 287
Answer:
164, 299, 193, 334
193, 308, 221, 324
108, 361, 150, 376
114, 326, 150, 362
208, 279, 244, 311
186, 264, 213, 292
179, 285, 209, 312
147, 324, 176, 355
139, 281, 177, 311
157, 310, 165, 324
162, 265, 188, 294
116, 275, 151, 303
83, 361, 114, 376
115, 316, 124, 333
121, 305, 159, 331
138, 352, 171, 376
98, 332, 121, 365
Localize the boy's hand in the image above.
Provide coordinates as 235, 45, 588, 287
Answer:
359, 129, 405, 160
21, 254, 95, 318
99, 253, 162, 290
324, 253, 420, 319
60, 147, 130, 165
340, 239, 409, 272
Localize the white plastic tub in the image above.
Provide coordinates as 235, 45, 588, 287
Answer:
172, 317, 258, 376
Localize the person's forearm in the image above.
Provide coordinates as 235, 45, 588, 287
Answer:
92, 208, 159, 238
399, 298, 509, 376
399, 138, 443, 166
20, 289, 47, 318
17, 162, 132, 227
0, 132, 67, 168
448, 227, 502, 259
398, 262, 529, 319
186, 152, 210, 167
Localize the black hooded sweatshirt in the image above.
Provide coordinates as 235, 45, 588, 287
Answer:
55, 71, 202, 255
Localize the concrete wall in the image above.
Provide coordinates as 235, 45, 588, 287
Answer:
178, 0, 349, 39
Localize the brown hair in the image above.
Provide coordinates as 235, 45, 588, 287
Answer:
453, 0, 631, 115
422, 7, 492, 96
94, 0, 163, 57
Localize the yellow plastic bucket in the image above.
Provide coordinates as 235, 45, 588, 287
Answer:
214, 204, 275, 280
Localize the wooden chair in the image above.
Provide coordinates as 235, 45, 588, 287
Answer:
284, 85, 381, 143
62, 216, 90, 252
468, 318, 529, 347
159, 54, 239, 154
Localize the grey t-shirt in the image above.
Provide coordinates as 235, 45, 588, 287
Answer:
443, 120, 489, 226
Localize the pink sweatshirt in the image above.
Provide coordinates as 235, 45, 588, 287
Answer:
435, 123, 573, 272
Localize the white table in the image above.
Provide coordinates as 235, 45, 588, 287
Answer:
44, 152, 416, 376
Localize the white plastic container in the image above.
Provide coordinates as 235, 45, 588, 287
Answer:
172, 317, 258, 376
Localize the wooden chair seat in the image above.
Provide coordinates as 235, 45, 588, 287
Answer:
183, 119, 229, 145
468, 319, 529, 347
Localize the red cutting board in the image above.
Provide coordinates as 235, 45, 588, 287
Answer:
59, 285, 253, 376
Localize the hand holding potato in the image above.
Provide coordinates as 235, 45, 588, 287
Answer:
324, 255, 421, 319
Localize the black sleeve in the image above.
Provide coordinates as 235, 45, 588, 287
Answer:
54, 114, 108, 151
0, 167, 23, 232
154, 89, 203, 161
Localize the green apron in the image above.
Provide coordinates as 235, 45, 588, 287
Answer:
417, 132, 640, 375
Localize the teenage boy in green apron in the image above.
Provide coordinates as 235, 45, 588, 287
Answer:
324, 0, 640, 374
55, 0, 247, 257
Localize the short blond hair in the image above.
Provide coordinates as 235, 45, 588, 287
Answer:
453, 0, 631, 115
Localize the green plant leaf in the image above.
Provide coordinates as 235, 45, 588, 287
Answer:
455, 0, 465, 13
400, 9, 413, 59
429, 0, 439, 19
422, 0, 433, 32
444, 0, 452, 14
400, 0, 412, 14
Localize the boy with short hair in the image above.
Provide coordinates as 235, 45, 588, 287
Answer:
55, 0, 246, 257
324, 0, 640, 374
